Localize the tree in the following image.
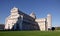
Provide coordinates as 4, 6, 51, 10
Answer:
51, 27, 55, 31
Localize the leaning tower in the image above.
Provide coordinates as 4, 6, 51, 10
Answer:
47, 14, 52, 30
4, 7, 20, 30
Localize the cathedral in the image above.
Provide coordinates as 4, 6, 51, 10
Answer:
4, 7, 52, 31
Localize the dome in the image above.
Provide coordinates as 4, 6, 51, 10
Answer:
47, 14, 51, 16
11, 6, 19, 12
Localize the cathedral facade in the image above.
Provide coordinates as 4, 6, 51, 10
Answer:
4, 7, 52, 31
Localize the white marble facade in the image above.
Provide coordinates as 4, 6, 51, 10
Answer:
4, 7, 52, 31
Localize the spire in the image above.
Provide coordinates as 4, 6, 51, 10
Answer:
30, 12, 36, 19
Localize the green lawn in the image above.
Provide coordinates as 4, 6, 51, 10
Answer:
0, 31, 60, 36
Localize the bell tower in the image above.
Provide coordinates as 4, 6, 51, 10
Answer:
10, 6, 19, 15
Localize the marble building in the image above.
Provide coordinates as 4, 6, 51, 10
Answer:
4, 7, 52, 31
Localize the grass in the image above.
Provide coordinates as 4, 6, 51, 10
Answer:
0, 31, 60, 36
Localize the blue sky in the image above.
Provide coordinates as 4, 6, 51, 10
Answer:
0, 0, 60, 27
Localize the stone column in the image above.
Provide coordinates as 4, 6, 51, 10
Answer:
47, 14, 52, 30
19, 15, 23, 30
